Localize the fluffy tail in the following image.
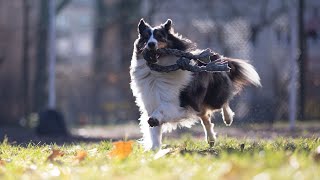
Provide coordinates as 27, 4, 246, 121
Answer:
227, 58, 261, 91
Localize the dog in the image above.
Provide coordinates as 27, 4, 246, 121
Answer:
130, 19, 261, 150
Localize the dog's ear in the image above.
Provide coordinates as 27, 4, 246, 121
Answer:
163, 19, 172, 31
138, 18, 149, 34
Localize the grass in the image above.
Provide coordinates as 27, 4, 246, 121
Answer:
0, 136, 320, 180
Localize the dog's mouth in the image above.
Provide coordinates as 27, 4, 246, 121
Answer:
142, 48, 159, 64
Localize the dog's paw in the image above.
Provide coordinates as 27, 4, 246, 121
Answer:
208, 140, 215, 148
148, 117, 159, 127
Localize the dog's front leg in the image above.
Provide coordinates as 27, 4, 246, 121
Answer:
149, 125, 162, 150
147, 103, 186, 150
148, 103, 186, 127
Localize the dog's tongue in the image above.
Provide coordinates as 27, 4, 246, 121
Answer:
143, 49, 158, 63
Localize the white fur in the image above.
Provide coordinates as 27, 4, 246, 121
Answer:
130, 53, 198, 150
237, 60, 261, 87
147, 29, 158, 49
221, 104, 234, 126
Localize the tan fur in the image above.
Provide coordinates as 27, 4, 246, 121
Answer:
199, 108, 216, 147
158, 42, 167, 49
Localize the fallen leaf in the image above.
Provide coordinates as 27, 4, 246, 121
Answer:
75, 150, 87, 162
108, 141, 133, 159
154, 148, 173, 159
0, 159, 5, 166
47, 149, 64, 162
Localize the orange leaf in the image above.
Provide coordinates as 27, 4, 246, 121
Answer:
75, 150, 88, 162
47, 149, 64, 162
0, 159, 5, 166
108, 141, 134, 159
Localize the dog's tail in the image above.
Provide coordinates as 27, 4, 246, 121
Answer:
227, 58, 261, 92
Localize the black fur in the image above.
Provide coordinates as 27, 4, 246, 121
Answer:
179, 71, 234, 112
148, 117, 160, 127
135, 19, 195, 53
166, 33, 194, 51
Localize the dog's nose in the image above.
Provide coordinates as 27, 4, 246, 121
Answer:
147, 42, 156, 49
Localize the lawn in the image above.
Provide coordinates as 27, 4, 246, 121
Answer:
0, 136, 319, 180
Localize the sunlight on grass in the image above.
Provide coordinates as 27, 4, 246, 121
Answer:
0, 137, 319, 180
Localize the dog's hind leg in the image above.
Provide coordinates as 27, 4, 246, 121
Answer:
221, 103, 234, 126
200, 112, 216, 147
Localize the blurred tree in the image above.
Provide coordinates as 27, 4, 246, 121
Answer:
33, 0, 71, 113
0, 1, 24, 124
92, 0, 107, 121
22, 0, 31, 117
33, 0, 49, 113
298, 0, 306, 120
92, 0, 141, 123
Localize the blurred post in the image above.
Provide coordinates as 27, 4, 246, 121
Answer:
298, 0, 306, 120
48, 0, 56, 109
289, 1, 298, 130
36, 0, 68, 136
22, 0, 30, 117
33, 1, 49, 113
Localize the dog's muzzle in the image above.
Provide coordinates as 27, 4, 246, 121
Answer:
143, 49, 158, 64
147, 42, 156, 50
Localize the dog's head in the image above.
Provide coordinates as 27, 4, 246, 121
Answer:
137, 19, 172, 51
135, 19, 195, 64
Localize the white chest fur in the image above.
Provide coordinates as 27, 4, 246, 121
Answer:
130, 54, 199, 150
130, 55, 192, 120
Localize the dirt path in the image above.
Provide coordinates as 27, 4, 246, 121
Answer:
1, 122, 319, 145
71, 122, 320, 140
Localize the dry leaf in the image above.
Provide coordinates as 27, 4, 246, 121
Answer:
75, 150, 87, 162
154, 148, 173, 159
47, 149, 64, 162
0, 159, 5, 166
108, 141, 134, 159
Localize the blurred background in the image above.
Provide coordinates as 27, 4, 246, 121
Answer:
0, 0, 319, 137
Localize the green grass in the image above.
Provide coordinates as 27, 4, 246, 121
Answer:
0, 136, 319, 180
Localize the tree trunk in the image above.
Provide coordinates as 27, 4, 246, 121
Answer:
298, 0, 306, 120
33, 0, 49, 112
91, 0, 141, 123
91, 0, 107, 121
22, 0, 30, 117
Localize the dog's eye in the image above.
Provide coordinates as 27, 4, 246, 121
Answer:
142, 30, 151, 39
154, 31, 165, 41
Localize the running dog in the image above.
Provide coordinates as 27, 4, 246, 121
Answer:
130, 19, 261, 150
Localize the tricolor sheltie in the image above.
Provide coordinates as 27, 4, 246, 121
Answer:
130, 19, 261, 150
